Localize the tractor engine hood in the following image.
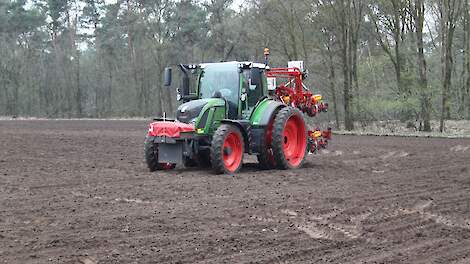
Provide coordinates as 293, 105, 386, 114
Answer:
176, 98, 212, 124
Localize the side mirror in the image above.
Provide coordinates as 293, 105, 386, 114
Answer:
250, 67, 261, 86
163, 67, 172, 86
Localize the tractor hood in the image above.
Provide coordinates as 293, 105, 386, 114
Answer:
176, 98, 224, 124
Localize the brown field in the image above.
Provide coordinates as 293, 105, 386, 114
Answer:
1, 120, 469, 263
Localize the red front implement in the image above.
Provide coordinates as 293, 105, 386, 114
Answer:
147, 121, 194, 138
146, 121, 195, 170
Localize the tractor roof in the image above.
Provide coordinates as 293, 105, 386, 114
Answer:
196, 61, 269, 70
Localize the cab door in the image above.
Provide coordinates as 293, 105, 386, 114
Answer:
241, 68, 264, 119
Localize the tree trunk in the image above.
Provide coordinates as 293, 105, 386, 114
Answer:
92, 1, 101, 118
108, 68, 113, 115
366, 42, 380, 95
465, 0, 470, 119
12, 71, 19, 117
76, 49, 82, 117
340, 0, 354, 131
414, 0, 431, 131
393, 1, 403, 95
342, 31, 353, 130
351, 30, 360, 121
126, 0, 141, 116
439, 0, 461, 132
327, 45, 340, 130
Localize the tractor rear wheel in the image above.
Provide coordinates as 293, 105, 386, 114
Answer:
272, 107, 307, 169
210, 124, 244, 174
257, 119, 276, 170
144, 137, 176, 171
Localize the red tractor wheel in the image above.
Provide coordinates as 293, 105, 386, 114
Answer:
144, 137, 176, 172
211, 124, 244, 174
272, 107, 307, 169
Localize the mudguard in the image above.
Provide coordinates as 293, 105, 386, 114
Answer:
250, 99, 286, 127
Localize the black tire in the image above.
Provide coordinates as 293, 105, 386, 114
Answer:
196, 149, 212, 168
210, 124, 244, 174
144, 137, 176, 171
257, 126, 276, 170
271, 107, 307, 169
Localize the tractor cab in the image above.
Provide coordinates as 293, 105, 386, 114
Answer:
166, 61, 269, 134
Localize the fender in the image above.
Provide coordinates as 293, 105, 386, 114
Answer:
250, 98, 286, 127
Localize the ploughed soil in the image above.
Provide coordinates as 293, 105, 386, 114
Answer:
1, 120, 469, 264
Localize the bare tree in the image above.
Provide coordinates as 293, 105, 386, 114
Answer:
459, 0, 470, 118
368, 0, 409, 95
412, 0, 432, 131
438, 0, 464, 132
326, 37, 340, 130
328, 0, 363, 130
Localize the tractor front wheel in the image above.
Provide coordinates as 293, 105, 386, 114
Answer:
272, 107, 307, 169
210, 124, 244, 174
144, 137, 176, 171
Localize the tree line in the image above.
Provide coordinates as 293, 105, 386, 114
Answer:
0, 0, 469, 132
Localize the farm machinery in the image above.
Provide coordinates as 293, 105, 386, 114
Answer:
145, 50, 331, 174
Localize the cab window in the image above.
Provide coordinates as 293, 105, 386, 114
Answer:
243, 68, 263, 108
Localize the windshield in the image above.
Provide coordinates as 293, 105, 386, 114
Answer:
199, 63, 239, 105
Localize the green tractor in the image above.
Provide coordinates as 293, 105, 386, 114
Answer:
145, 60, 330, 174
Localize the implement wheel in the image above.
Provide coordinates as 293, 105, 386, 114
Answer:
211, 124, 244, 174
144, 137, 176, 172
272, 107, 307, 169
